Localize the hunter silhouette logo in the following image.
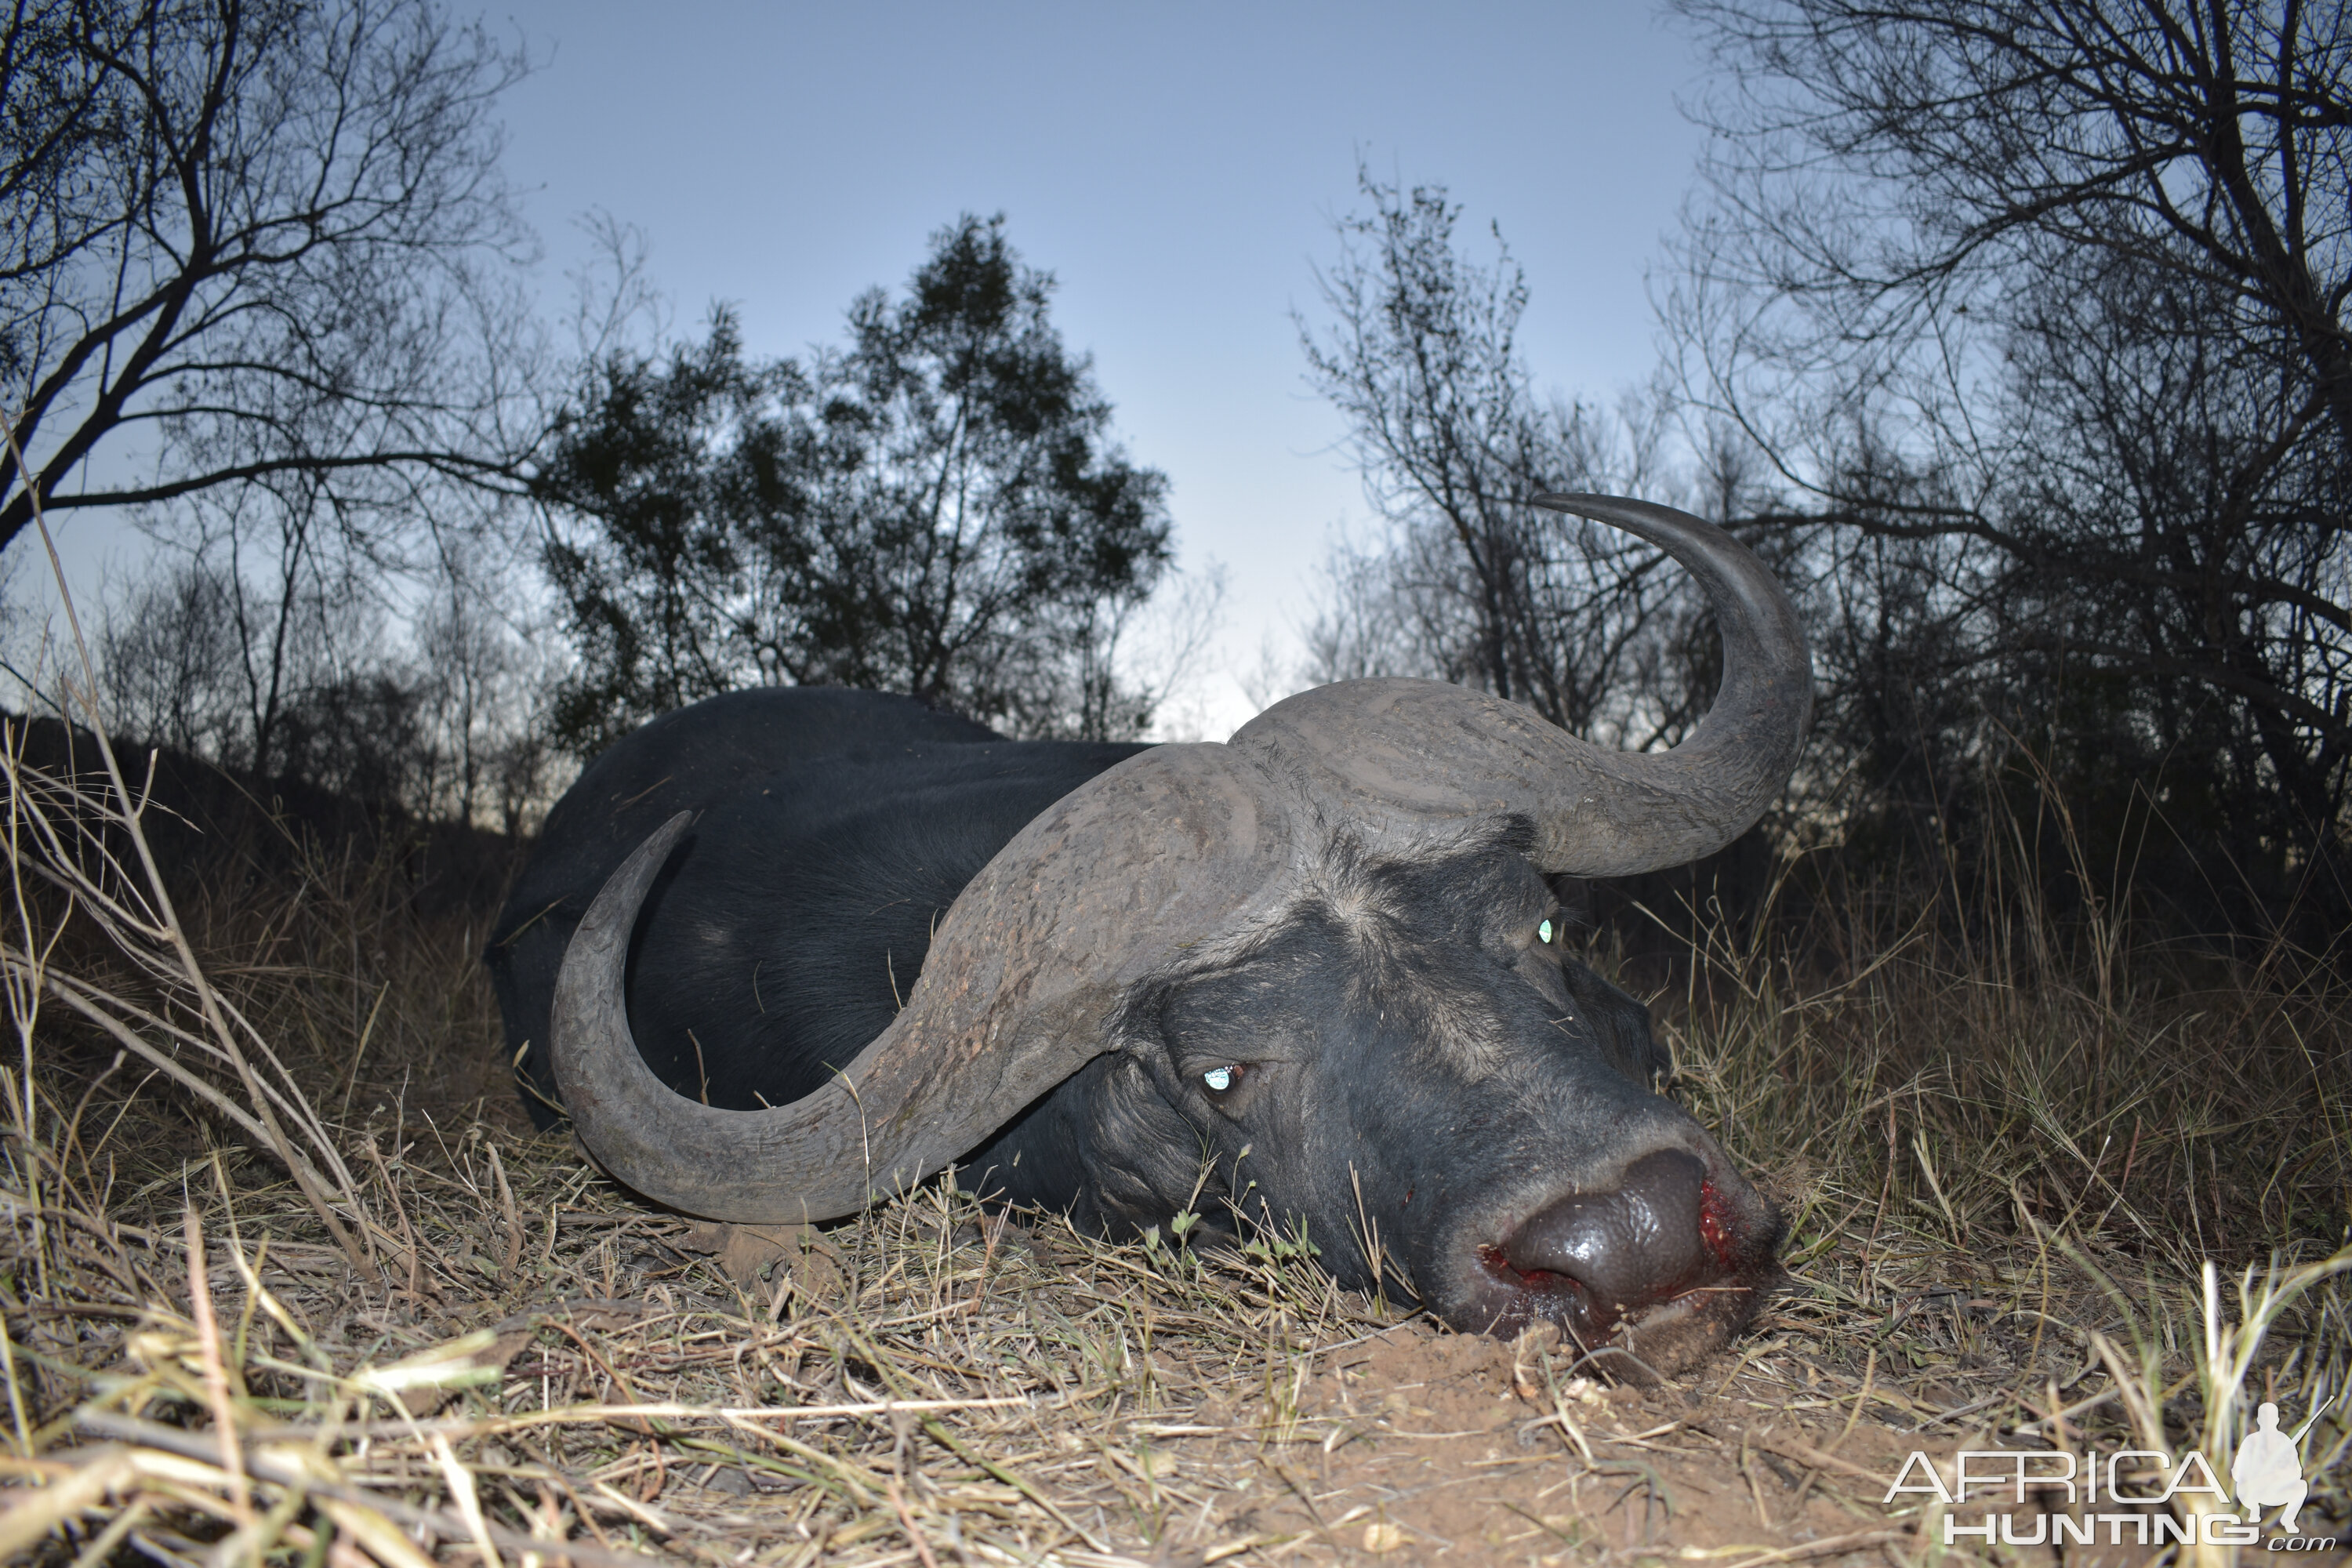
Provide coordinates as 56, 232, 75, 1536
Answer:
2235, 1401, 2321, 1534
1886, 1396, 2337, 1551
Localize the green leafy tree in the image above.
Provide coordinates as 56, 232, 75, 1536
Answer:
535, 216, 1172, 750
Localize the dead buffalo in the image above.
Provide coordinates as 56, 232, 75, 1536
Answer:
488, 494, 1809, 1374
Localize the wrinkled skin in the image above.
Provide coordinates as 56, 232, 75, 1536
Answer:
964, 822, 1783, 1373
493, 691, 1784, 1374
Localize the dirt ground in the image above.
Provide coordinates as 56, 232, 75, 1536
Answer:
11, 1115, 2350, 1567
191, 1129, 2342, 1568
365, 1241, 1958, 1567
1167, 1315, 1929, 1563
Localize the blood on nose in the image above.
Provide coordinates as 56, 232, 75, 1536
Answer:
1502, 1149, 1712, 1316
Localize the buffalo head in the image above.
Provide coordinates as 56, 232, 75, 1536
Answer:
550, 495, 1809, 1374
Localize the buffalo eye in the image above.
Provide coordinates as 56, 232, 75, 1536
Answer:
1201, 1064, 1242, 1094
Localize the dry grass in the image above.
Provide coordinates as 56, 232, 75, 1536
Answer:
1, 570, 2347, 1563
1, 1116, 1391, 1567
1639, 829, 2352, 1565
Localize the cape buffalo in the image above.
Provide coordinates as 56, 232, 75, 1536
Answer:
488, 495, 1809, 1375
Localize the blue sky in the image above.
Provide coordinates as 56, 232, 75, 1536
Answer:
491, 1, 1719, 734
35, 2, 1721, 739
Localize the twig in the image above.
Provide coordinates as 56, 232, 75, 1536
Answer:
70, 1414, 658, 1568
1, 417, 377, 1280
179, 1209, 255, 1533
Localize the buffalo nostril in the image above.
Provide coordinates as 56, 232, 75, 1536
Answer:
1504, 1149, 1710, 1314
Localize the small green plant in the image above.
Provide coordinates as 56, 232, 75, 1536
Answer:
1240, 1218, 1323, 1267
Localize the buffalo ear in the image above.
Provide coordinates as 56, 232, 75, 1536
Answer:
1541, 873, 1595, 941
1562, 961, 1671, 1088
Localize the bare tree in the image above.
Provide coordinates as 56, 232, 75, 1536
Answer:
412, 537, 554, 830
176, 477, 375, 780
1298, 171, 1736, 745
1298, 532, 1422, 688
1668, 0, 2352, 852
0, 0, 543, 557
99, 521, 554, 829
100, 559, 242, 756
984, 561, 1227, 742
98, 523, 394, 776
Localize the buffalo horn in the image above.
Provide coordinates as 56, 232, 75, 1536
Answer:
1229, 494, 1809, 877
550, 744, 1289, 1221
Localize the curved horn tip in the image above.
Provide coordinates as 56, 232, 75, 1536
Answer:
1235, 491, 1809, 877
1530, 492, 1724, 538
645, 808, 695, 858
